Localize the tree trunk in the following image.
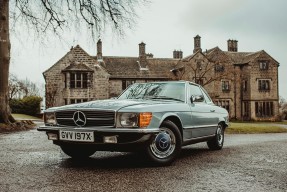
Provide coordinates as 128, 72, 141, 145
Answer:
0, 0, 15, 124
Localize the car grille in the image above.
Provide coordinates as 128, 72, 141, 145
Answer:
55, 110, 115, 127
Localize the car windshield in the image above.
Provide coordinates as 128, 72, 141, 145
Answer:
118, 82, 185, 102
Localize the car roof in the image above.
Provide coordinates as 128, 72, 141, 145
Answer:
133, 80, 199, 86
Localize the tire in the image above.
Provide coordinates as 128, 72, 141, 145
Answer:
60, 145, 95, 159
146, 120, 182, 166
207, 123, 224, 150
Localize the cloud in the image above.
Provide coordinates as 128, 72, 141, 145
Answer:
179, 0, 287, 36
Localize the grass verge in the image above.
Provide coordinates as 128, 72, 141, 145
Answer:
227, 122, 287, 134
12, 113, 42, 121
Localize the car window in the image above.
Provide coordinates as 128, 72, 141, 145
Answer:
118, 82, 185, 102
190, 84, 204, 102
200, 87, 213, 104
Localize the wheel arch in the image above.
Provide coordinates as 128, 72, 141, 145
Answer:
160, 115, 183, 139
219, 120, 228, 130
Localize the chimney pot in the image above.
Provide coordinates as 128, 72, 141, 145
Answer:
193, 35, 202, 53
227, 39, 238, 52
97, 39, 102, 59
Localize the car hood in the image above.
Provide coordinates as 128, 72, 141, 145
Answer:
45, 99, 177, 112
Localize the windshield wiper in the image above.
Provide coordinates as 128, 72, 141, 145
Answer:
146, 96, 184, 102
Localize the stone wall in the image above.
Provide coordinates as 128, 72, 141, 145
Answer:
44, 46, 110, 107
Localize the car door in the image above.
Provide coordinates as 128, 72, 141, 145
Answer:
187, 84, 218, 138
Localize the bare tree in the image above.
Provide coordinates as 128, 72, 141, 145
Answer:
8, 73, 21, 100
9, 74, 41, 100
172, 60, 231, 87
0, 0, 147, 125
279, 96, 286, 108
45, 83, 58, 109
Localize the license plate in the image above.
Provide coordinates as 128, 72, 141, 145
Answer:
59, 131, 94, 142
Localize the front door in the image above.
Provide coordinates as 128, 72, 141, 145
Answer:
187, 84, 218, 138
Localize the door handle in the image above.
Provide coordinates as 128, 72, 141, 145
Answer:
210, 110, 215, 112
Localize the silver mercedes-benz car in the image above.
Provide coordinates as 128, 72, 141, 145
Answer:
38, 81, 229, 165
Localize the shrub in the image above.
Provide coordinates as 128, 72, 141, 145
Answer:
10, 96, 42, 116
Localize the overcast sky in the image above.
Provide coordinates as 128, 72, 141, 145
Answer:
10, 0, 287, 99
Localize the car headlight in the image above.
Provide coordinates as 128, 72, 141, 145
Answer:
119, 113, 138, 127
44, 112, 56, 125
117, 112, 152, 128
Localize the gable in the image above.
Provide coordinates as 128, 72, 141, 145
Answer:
255, 50, 280, 66
205, 47, 230, 63
43, 45, 110, 80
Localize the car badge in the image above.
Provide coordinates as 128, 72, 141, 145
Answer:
73, 111, 86, 127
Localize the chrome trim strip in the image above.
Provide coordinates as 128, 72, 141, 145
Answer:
183, 124, 217, 129
185, 134, 215, 141
56, 117, 114, 120
38, 126, 159, 133
87, 118, 114, 120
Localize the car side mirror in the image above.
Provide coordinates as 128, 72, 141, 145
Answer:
190, 95, 204, 103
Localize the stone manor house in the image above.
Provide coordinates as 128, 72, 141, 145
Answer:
43, 35, 280, 121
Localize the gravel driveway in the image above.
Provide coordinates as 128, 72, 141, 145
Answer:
0, 129, 286, 192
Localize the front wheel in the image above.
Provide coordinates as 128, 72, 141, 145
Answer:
207, 123, 224, 150
146, 120, 182, 166
60, 145, 95, 159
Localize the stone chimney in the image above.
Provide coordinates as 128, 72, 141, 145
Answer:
138, 42, 147, 68
173, 50, 183, 59
193, 35, 202, 53
97, 39, 102, 59
227, 39, 238, 52
139, 42, 146, 57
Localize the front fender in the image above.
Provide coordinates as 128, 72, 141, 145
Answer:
218, 115, 229, 129
149, 112, 183, 129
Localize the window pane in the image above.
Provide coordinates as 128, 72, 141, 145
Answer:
201, 87, 212, 103
83, 81, 87, 88
70, 81, 75, 88
71, 73, 75, 80
76, 81, 81, 88
76, 73, 81, 80
83, 73, 87, 80
190, 85, 203, 98
226, 101, 230, 112
122, 80, 127, 90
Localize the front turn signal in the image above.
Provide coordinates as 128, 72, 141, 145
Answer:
139, 112, 152, 128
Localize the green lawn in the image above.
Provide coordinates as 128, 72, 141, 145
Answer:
227, 122, 287, 134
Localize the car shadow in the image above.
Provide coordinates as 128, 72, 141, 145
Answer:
59, 146, 211, 169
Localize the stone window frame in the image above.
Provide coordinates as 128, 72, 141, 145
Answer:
255, 101, 273, 117
70, 98, 88, 104
70, 72, 88, 89
214, 100, 230, 113
258, 79, 271, 91
214, 64, 225, 72
122, 79, 136, 90
242, 80, 248, 92
259, 60, 269, 70
221, 80, 230, 92
242, 101, 250, 117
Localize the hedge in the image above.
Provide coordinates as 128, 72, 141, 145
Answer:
10, 96, 42, 116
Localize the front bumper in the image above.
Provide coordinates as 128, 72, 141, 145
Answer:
37, 126, 159, 151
